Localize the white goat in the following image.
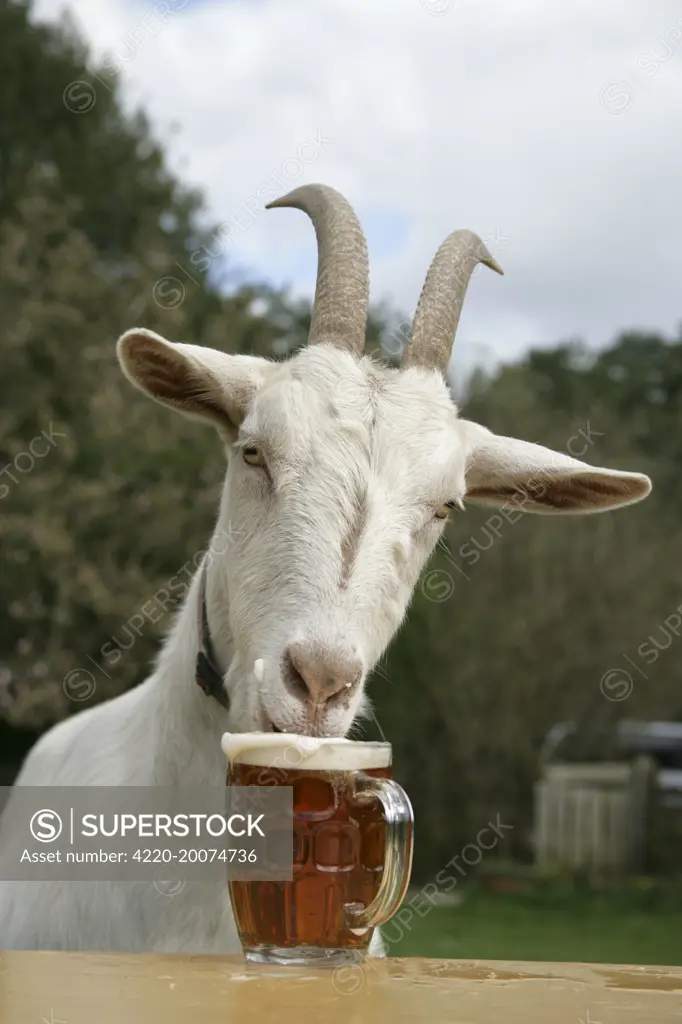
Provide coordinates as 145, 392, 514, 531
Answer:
0, 184, 651, 952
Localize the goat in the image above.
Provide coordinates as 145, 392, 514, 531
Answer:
0, 184, 651, 952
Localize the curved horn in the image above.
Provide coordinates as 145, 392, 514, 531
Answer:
266, 184, 369, 355
402, 230, 503, 373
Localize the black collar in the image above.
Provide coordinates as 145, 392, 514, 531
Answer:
195, 560, 230, 711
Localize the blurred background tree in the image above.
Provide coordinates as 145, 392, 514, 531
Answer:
2, 0, 681, 888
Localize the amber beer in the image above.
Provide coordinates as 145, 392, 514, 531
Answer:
222, 734, 414, 966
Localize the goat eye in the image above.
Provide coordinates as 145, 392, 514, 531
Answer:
243, 445, 265, 467
435, 501, 456, 520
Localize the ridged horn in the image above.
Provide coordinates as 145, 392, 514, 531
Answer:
402, 230, 503, 373
266, 184, 369, 355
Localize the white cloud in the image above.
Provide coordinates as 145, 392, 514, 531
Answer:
34, 0, 682, 365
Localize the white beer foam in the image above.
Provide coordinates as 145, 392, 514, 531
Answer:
221, 732, 391, 770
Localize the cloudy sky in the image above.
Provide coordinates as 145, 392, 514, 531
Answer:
35, 0, 682, 369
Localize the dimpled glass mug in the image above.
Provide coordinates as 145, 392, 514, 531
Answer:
222, 733, 414, 966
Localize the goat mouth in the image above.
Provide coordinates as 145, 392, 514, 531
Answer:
261, 713, 320, 739
261, 703, 345, 739
265, 719, 307, 736
260, 710, 289, 735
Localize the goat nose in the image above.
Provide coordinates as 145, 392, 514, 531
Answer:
286, 643, 362, 705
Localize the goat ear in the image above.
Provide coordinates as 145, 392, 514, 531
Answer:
117, 329, 270, 436
461, 421, 651, 514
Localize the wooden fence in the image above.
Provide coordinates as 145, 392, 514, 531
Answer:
533, 758, 653, 873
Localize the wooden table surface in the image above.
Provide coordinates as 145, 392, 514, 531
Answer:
1, 952, 680, 1023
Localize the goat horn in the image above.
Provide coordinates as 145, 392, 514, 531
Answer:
266, 184, 369, 355
402, 230, 503, 373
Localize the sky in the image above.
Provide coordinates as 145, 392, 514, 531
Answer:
34, 0, 682, 371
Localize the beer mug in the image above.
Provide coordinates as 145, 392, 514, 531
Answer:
222, 733, 414, 966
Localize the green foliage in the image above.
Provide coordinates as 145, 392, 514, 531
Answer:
0, 0, 202, 263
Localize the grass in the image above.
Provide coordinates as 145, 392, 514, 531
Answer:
384, 880, 682, 966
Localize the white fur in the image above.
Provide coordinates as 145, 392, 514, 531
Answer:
0, 335, 651, 952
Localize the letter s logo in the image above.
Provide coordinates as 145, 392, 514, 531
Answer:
30, 809, 63, 843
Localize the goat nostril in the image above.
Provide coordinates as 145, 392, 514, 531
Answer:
285, 643, 362, 705
285, 650, 309, 700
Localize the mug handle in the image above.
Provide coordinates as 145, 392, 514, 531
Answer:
344, 773, 414, 931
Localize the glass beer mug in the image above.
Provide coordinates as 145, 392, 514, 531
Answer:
222, 733, 414, 966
